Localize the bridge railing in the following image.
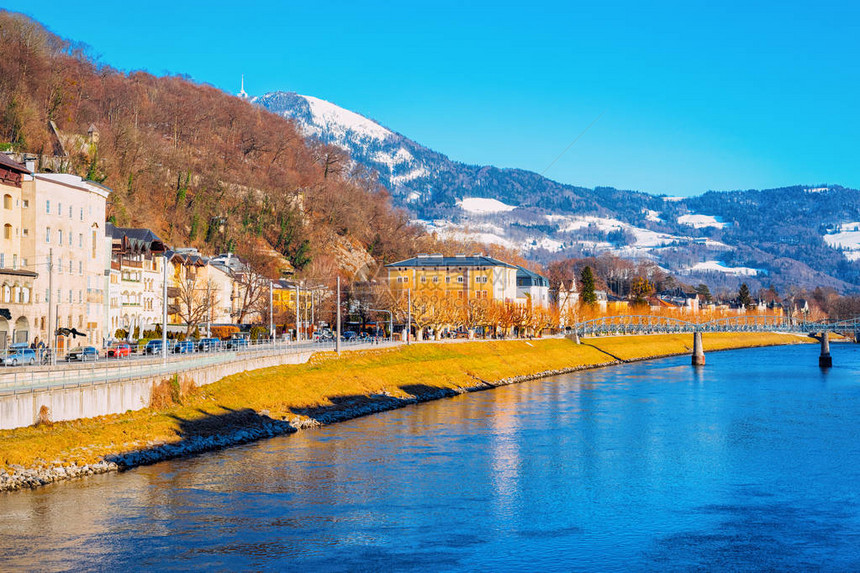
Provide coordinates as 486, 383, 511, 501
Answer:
572, 314, 860, 336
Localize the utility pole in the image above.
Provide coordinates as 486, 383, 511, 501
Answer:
206, 280, 211, 337
336, 276, 341, 354
407, 288, 412, 345
268, 280, 274, 341
294, 284, 300, 342
161, 253, 168, 362
311, 289, 315, 336
47, 249, 54, 364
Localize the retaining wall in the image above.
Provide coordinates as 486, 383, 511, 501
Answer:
0, 351, 315, 430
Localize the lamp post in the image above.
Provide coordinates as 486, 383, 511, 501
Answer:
336, 277, 341, 354
161, 253, 168, 362
407, 288, 411, 345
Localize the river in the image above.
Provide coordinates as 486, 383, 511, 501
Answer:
1, 343, 859, 571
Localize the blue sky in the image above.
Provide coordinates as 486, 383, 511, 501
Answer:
5, 1, 859, 196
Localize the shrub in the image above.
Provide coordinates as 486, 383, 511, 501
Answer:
211, 325, 239, 340
249, 326, 268, 340
114, 328, 128, 340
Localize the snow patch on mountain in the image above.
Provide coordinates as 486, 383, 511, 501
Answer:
677, 214, 728, 229
458, 197, 517, 214
823, 222, 860, 260
684, 261, 760, 276
301, 95, 392, 142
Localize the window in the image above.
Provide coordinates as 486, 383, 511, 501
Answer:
57, 202, 61, 215
68, 232, 71, 246
3, 224, 11, 239
80, 207, 83, 221
0, 254, 4, 268
46, 200, 50, 213
69, 289, 73, 304
457, 276, 464, 283
58, 258, 63, 273
45, 289, 49, 303
69, 205, 72, 218
3, 194, 11, 209
445, 276, 451, 283
12, 255, 16, 270
79, 261, 82, 275
92, 230, 97, 258
21, 258, 26, 268
420, 276, 427, 283
3, 286, 9, 303
22, 199, 28, 209
69, 260, 73, 273
431, 276, 439, 283
78, 290, 82, 303
45, 227, 51, 243
22, 228, 28, 237
78, 233, 83, 248
58, 229, 63, 244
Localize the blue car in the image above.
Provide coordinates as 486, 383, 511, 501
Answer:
1, 344, 36, 366
226, 336, 249, 350
198, 338, 221, 352
173, 340, 196, 354
145, 339, 166, 355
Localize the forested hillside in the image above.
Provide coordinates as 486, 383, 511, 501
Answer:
0, 11, 426, 279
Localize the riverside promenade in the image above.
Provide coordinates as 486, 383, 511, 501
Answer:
0, 339, 399, 430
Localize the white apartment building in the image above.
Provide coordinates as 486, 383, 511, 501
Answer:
31, 173, 109, 350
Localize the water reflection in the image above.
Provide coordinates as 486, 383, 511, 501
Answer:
1, 344, 859, 571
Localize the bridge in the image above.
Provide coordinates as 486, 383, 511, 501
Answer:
571, 315, 860, 367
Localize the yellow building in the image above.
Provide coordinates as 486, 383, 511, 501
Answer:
385, 254, 520, 302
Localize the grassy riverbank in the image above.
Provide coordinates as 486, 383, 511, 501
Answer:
0, 332, 809, 477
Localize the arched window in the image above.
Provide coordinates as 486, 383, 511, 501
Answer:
2, 285, 10, 303
3, 224, 11, 239
3, 194, 11, 209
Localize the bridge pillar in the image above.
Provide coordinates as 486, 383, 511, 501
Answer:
692, 331, 705, 366
855, 330, 860, 344
819, 332, 832, 368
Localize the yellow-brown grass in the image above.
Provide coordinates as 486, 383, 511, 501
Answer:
0, 333, 809, 470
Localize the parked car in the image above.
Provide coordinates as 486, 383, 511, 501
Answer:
144, 339, 165, 355
341, 331, 357, 341
314, 330, 334, 342
1, 344, 36, 366
226, 336, 249, 350
66, 346, 99, 362
173, 340, 196, 354
198, 338, 221, 352
107, 342, 131, 358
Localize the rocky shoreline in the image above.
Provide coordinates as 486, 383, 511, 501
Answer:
0, 359, 620, 492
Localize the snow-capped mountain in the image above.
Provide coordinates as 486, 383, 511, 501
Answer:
255, 91, 860, 292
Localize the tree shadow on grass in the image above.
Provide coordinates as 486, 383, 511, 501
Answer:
290, 384, 459, 426
104, 405, 295, 469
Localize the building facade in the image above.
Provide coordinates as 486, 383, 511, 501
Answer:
385, 254, 519, 302
0, 155, 37, 348
30, 173, 110, 350
105, 225, 167, 339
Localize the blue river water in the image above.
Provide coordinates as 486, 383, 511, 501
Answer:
1, 343, 859, 571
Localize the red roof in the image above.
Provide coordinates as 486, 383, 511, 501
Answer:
0, 154, 29, 174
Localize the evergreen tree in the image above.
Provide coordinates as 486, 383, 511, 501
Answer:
738, 283, 752, 307
580, 266, 596, 305
695, 283, 712, 303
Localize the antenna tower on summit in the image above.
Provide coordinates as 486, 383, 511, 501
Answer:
238, 75, 249, 99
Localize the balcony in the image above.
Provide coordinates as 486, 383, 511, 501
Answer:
110, 261, 121, 271
123, 259, 143, 269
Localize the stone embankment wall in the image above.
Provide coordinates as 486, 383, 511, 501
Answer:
0, 351, 314, 431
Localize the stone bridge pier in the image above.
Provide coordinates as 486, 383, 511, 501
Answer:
692, 331, 705, 366
818, 332, 832, 368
